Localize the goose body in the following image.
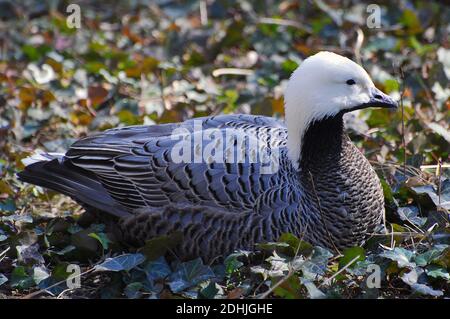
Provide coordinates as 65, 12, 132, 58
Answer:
19, 52, 397, 261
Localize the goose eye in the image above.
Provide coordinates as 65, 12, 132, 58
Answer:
346, 79, 356, 85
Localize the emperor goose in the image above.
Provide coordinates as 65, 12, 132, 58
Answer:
19, 51, 397, 261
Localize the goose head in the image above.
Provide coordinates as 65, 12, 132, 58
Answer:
284, 51, 397, 168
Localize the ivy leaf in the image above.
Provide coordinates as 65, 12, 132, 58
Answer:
346, 259, 375, 276
425, 265, 450, 280
48, 245, 76, 256
0, 229, 8, 242
124, 282, 144, 299
272, 275, 301, 299
250, 265, 269, 280
400, 267, 422, 286
95, 253, 146, 272
298, 247, 333, 280
415, 245, 448, 267
435, 247, 450, 268
256, 241, 290, 253
397, 206, 426, 227
199, 281, 220, 299
410, 283, 444, 297
168, 258, 215, 293
310, 246, 333, 269
266, 253, 290, 277
379, 248, 416, 268
278, 233, 314, 257
301, 261, 326, 280
224, 251, 246, 276
16, 244, 45, 266
34, 262, 72, 296
88, 232, 111, 250
411, 182, 450, 210
1, 213, 32, 223
143, 257, 171, 283
380, 179, 394, 204
70, 229, 101, 256
400, 267, 444, 296
33, 266, 50, 285
301, 278, 326, 299
339, 247, 365, 269
0, 273, 8, 286
0, 198, 16, 213
10, 266, 35, 290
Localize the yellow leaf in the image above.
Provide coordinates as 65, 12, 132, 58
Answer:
0, 180, 13, 196
19, 87, 36, 103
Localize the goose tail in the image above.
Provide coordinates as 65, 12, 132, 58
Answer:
17, 151, 130, 219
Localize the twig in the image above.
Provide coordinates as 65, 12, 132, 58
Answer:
366, 231, 423, 237
437, 158, 443, 211
420, 164, 450, 170
370, 161, 433, 186
212, 68, 254, 77
0, 246, 10, 261
409, 233, 416, 251
257, 17, 312, 33
398, 65, 407, 177
200, 0, 208, 26
354, 28, 364, 65
390, 224, 395, 249
403, 221, 424, 235
57, 287, 75, 299
155, 69, 169, 110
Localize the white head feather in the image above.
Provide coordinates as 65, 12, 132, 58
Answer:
284, 51, 378, 167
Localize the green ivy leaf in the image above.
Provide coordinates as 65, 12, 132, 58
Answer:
33, 266, 50, 285
339, 247, 365, 269
143, 257, 172, 283
397, 206, 426, 227
224, 251, 245, 277
0, 198, 17, 213
410, 283, 443, 297
415, 245, 448, 267
279, 233, 314, 257
272, 275, 302, 299
199, 281, 220, 299
0, 273, 8, 286
301, 278, 326, 299
95, 253, 146, 272
168, 258, 215, 293
124, 282, 144, 299
425, 265, 450, 280
11, 266, 35, 290
88, 232, 111, 250
379, 248, 416, 268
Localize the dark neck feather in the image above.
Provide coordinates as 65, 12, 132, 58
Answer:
300, 115, 345, 169
296, 114, 384, 250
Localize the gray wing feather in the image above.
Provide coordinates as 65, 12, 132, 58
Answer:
66, 114, 294, 213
